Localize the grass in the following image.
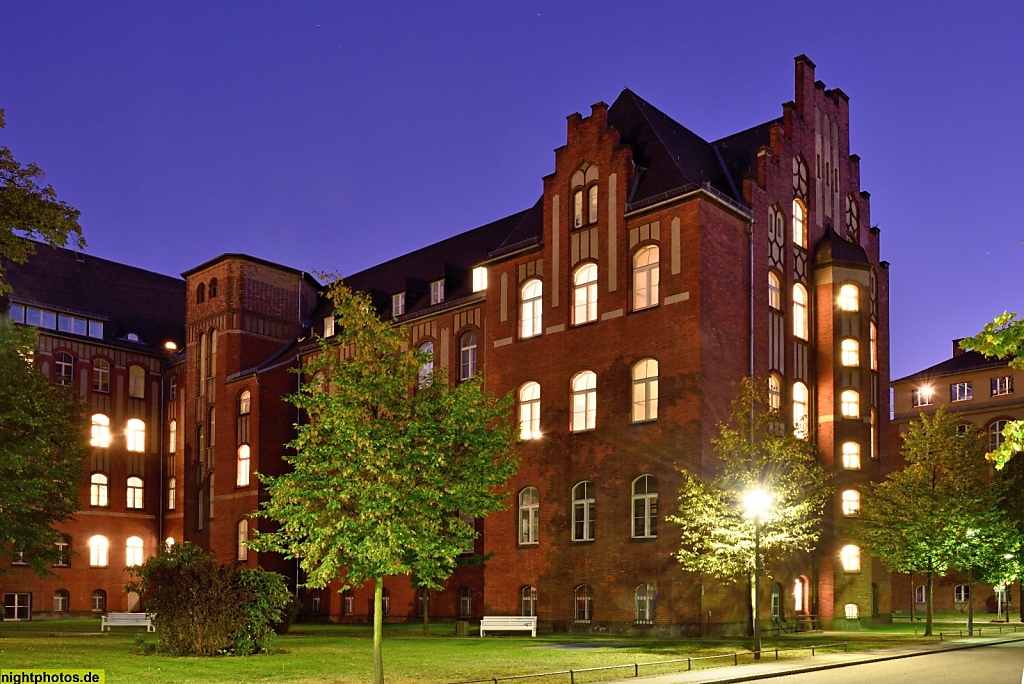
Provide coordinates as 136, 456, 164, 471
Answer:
0, 616, 1019, 684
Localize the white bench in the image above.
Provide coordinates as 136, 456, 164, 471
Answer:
480, 615, 537, 637
100, 612, 155, 632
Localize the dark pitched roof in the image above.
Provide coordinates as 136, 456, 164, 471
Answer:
712, 120, 777, 192
893, 350, 1012, 384
4, 243, 186, 351
813, 228, 870, 267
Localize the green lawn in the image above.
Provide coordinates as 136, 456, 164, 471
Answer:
0, 618, 1018, 684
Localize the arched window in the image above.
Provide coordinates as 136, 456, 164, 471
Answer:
90, 473, 108, 507
572, 263, 598, 325
518, 382, 540, 440
632, 246, 660, 310
870, 322, 878, 371
841, 339, 859, 367
844, 603, 860, 619
571, 371, 597, 431
459, 588, 473, 618
55, 352, 73, 386
838, 283, 859, 312
168, 419, 177, 454
92, 359, 110, 393
842, 442, 861, 470
237, 519, 249, 561
588, 184, 598, 224
768, 373, 782, 411
342, 589, 354, 616
521, 586, 537, 617
771, 584, 782, 620
794, 577, 806, 613
841, 544, 861, 572
207, 329, 217, 378
239, 390, 251, 415
55, 534, 71, 567
170, 376, 177, 400
573, 188, 584, 228
841, 390, 860, 418
91, 589, 107, 612
459, 331, 478, 380
631, 359, 659, 422
128, 365, 145, 398
635, 583, 655, 623
90, 414, 110, 448
520, 279, 543, 338
632, 475, 658, 538
196, 282, 205, 303
126, 418, 145, 453
792, 199, 806, 248
842, 489, 861, 516
127, 476, 144, 509
990, 420, 1008, 452
126, 536, 144, 567
915, 585, 926, 604
167, 476, 176, 511
518, 487, 539, 545
53, 589, 69, 613
237, 445, 251, 487
418, 342, 434, 387
208, 277, 218, 298
792, 382, 809, 439
88, 536, 108, 567
955, 584, 970, 604
792, 284, 808, 340
197, 333, 206, 393
574, 585, 593, 623
768, 271, 781, 309
572, 481, 595, 542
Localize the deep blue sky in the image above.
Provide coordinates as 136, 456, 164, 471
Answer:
3, 2, 1022, 380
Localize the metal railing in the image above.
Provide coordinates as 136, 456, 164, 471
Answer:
938, 624, 1024, 640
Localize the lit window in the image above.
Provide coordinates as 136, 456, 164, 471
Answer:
521, 586, 538, 617
842, 442, 861, 470
768, 373, 782, 411
126, 536, 143, 567
459, 331, 478, 380
392, 293, 405, 318
167, 477, 176, 511
992, 376, 1014, 396
635, 583, 655, 623
571, 370, 597, 432
418, 342, 434, 387
768, 272, 781, 309
871, 409, 878, 460
870, 322, 878, 371
792, 382, 809, 439
237, 519, 249, 561
950, 381, 973, 402
126, 418, 146, 453
792, 199, 806, 248
90, 414, 110, 448
430, 280, 445, 306
841, 339, 859, 367
915, 585, 925, 604
588, 185, 598, 224
53, 589, 69, 613
128, 365, 145, 399
323, 315, 335, 337
793, 284, 808, 340
520, 279, 543, 338
841, 390, 859, 418
573, 188, 584, 228
91, 590, 106, 612
572, 263, 598, 325
838, 283, 859, 312
575, 585, 593, 623
90, 473, 108, 507
842, 490, 860, 516
632, 475, 658, 538
844, 603, 859, 619
237, 445, 251, 487
840, 544, 861, 572
911, 386, 933, 407
55, 535, 71, 567
127, 477, 144, 509
168, 420, 177, 454
92, 359, 110, 393
954, 584, 970, 604
88, 536, 109, 567
518, 382, 541, 440
631, 359, 659, 422
990, 420, 1008, 452
239, 390, 251, 416
572, 481, 595, 542
518, 487, 539, 545
459, 588, 473, 617
55, 352, 73, 386
794, 578, 804, 612
632, 246, 660, 310
472, 267, 488, 292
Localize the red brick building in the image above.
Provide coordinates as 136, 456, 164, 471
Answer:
2, 55, 891, 632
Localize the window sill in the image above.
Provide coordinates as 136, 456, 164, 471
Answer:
631, 418, 657, 426
631, 535, 657, 541
518, 542, 539, 548
571, 538, 594, 544
630, 304, 660, 315
570, 428, 596, 435
571, 319, 598, 329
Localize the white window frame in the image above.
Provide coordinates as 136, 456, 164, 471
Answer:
911, 387, 933, 407
459, 588, 473, 618
90, 473, 108, 507
127, 476, 144, 509
571, 371, 597, 432
90, 414, 111, 448
574, 584, 593, 623
634, 583, 655, 623
838, 283, 859, 312
53, 589, 69, 613
950, 381, 973, 402
632, 475, 658, 538
128, 365, 145, 398
237, 519, 249, 561
237, 444, 251, 487
418, 342, 434, 388
573, 189, 584, 228
842, 442, 861, 470
631, 359, 659, 422
793, 284, 809, 340
55, 352, 73, 386
841, 390, 860, 418
518, 487, 539, 545
768, 271, 781, 310
518, 382, 540, 440
768, 373, 782, 412
588, 184, 598, 224
167, 476, 176, 511
459, 331, 478, 381
521, 586, 537, 617
792, 199, 806, 248
841, 489, 860, 516
632, 246, 660, 310
572, 263, 598, 325
841, 338, 859, 367
323, 315, 335, 337
915, 585, 926, 604
429, 280, 444, 305
93, 359, 110, 393
792, 382, 809, 439
392, 292, 406, 317
991, 375, 1014, 396
954, 584, 970, 604
571, 481, 595, 542
990, 420, 1008, 452
520, 279, 543, 338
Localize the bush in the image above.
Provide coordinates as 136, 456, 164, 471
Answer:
126, 543, 291, 656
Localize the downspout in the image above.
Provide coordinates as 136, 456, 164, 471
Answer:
158, 372, 165, 544
748, 218, 756, 437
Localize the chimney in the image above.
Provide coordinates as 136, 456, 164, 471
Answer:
794, 54, 816, 119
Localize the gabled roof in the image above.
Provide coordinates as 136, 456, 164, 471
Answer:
814, 227, 870, 267
4, 242, 186, 351
893, 350, 1012, 384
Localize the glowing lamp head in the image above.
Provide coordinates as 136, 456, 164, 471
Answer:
742, 486, 773, 521
164, 341, 178, 351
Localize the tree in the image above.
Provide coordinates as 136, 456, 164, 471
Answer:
0, 320, 88, 574
0, 108, 84, 293
960, 312, 1024, 467
253, 280, 518, 684
854, 409, 1023, 636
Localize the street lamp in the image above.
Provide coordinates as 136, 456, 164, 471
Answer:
742, 486, 772, 661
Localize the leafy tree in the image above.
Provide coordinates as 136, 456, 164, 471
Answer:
0, 320, 88, 574
854, 409, 1023, 635
253, 280, 518, 684
0, 108, 84, 293
960, 312, 1024, 467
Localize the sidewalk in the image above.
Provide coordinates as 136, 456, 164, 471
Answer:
603, 634, 1024, 684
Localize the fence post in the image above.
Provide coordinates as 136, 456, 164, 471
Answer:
811, 646, 815, 656
634, 663, 638, 677
733, 653, 737, 665
687, 657, 691, 671
844, 642, 848, 653
775, 648, 779, 660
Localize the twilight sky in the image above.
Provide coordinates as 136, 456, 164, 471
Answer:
2, 2, 1022, 380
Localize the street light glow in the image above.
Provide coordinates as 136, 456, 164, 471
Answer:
742, 487, 773, 521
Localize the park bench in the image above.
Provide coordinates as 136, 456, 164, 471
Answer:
479, 615, 537, 637
100, 611, 155, 632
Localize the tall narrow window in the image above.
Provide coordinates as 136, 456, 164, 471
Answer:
472, 267, 488, 292
196, 283, 205, 303
635, 584, 655, 623
840, 544, 861, 572
197, 333, 206, 394
768, 373, 782, 411
841, 339, 860, 367
632, 475, 658, 538
841, 390, 860, 418
792, 199, 806, 248
54, 535, 71, 567
631, 359, 659, 422
572, 481, 595, 542
126, 418, 145, 453
239, 390, 251, 415
573, 189, 584, 228
168, 419, 177, 454
430, 280, 445, 305
208, 278, 218, 298
91, 590, 107, 612
88, 536, 109, 567
237, 445, 251, 487
842, 442, 861, 470
90, 473, 108, 507
793, 284, 808, 340
92, 359, 110, 393
521, 586, 538, 617
869, 322, 878, 371
871, 409, 879, 460
127, 477, 144, 509
571, 371, 597, 432
792, 382, 809, 439
990, 420, 1008, 452
237, 520, 249, 561
588, 185, 598, 224
90, 414, 110, 448
167, 477, 176, 510
418, 342, 434, 387
842, 489, 861, 516
520, 279, 543, 338
838, 283, 859, 312
632, 246, 660, 310
342, 590, 354, 616
53, 590, 69, 613
459, 331, 478, 380
207, 329, 217, 378
518, 487, 539, 545
128, 365, 145, 398
768, 272, 781, 309
459, 588, 473, 617
572, 263, 598, 325
574, 585, 593, 623
126, 536, 144, 567
55, 352, 73, 386
518, 382, 541, 440
323, 316, 335, 337
392, 292, 405, 318
170, 377, 177, 400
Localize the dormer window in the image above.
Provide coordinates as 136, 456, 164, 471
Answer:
392, 293, 406, 318
323, 316, 335, 337
472, 267, 488, 293
430, 280, 444, 306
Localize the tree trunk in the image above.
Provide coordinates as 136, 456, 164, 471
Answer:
749, 569, 756, 638
909, 573, 914, 623
925, 569, 934, 637
422, 588, 430, 636
373, 578, 384, 684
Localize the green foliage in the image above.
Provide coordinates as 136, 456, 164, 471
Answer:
0, 107, 84, 293
667, 378, 832, 582
125, 542, 291, 657
0, 320, 88, 574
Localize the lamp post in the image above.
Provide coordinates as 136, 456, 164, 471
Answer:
742, 486, 772, 661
